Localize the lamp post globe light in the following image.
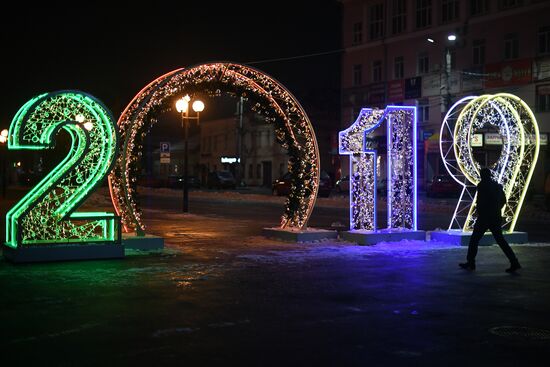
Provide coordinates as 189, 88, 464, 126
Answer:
175, 95, 204, 213
1, 128, 9, 198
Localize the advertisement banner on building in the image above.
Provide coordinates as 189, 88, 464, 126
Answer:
405, 76, 422, 99
484, 133, 503, 145
368, 83, 386, 104
541, 133, 548, 146
462, 67, 484, 92
470, 133, 483, 147
422, 72, 460, 97
387, 80, 404, 102
485, 58, 533, 88
534, 58, 550, 81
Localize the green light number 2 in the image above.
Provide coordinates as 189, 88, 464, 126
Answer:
5, 91, 120, 248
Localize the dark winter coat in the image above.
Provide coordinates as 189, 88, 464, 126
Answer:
475, 179, 507, 222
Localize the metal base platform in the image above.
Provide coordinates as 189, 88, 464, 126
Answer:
2, 243, 125, 263
262, 227, 338, 242
341, 229, 427, 245
122, 234, 164, 250
429, 230, 528, 246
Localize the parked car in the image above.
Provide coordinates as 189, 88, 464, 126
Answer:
335, 175, 387, 195
272, 171, 332, 197
335, 175, 350, 193
426, 175, 461, 197
167, 175, 201, 189
137, 174, 164, 188
207, 170, 236, 189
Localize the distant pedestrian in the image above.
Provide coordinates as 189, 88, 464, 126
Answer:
459, 168, 521, 273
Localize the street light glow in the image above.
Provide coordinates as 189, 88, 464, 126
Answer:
1, 129, 8, 137
192, 100, 205, 112
75, 114, 85, 123
447, 34, 457, 41
0, 135, 6, 144
175, 97, 189, 113
427, 38, 434, 43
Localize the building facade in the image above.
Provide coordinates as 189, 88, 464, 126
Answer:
341, 0, 550, 191
199, 115, 288, 187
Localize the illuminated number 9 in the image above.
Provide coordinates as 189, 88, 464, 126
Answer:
339, 106, 417, 231
440, 93, 540, 232
5, 91, 120, 248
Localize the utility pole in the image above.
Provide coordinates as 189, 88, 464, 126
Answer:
236, 96, 244, 186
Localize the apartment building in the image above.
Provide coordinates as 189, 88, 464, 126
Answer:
340, 0, 550, 191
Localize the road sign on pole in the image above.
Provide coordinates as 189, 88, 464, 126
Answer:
160, 142, 170, 163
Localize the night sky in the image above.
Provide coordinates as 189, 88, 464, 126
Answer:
1, 1, 342, 127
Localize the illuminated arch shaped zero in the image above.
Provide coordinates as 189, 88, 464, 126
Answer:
108, 62, 321, 233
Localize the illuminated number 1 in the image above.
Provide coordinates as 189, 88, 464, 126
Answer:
339, 106, 417, 231
5, 91, 120, 248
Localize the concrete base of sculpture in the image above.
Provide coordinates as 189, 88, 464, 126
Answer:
262, 227, 338, 242
341, 229, 427, 245
2, 243, 125, 263
122, 233, 164, 250
429, 230, 528, 246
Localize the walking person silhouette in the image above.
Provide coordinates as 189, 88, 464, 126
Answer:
459, 168, 521, 273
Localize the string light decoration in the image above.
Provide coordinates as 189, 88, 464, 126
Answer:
5, 91, 120, 247
339, 109, 384, 230
339, 106, 417, 231
108, 63, 320, 233
439, 93, 540, 232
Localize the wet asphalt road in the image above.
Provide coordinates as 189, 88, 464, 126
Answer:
1, 187, 550, 366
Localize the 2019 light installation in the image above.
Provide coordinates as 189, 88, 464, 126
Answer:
439, 93, 540, 232
5, 91, 120, 248
108, 62, 320, 233
339, 106, 417, 231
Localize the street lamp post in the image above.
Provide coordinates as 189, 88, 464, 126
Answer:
0, 129, 8, 199
175, 95, 205, 213
444, 34, 457, 113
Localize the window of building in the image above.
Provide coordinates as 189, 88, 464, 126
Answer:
353, 64, 363, 86
353, 22, 363, 45
441, 0, 459, 23
248, 164, 253, 179
499, 0, 523, 10
373, 60, 382, 82
473, 39, 485, 65
392, 0, 407, 34
537, 85, 550, 112
470, 0, 489, 15
394, 56, 404, 79
504, 33, 519, 60
256, 164, 262, 179
539, 26, 550, 55
416, 0, 432, 29
418, 101, 430, 123
370, 3, 385, 40
417, 52, 429, 74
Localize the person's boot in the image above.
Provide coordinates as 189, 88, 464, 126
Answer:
505, 260, 521, 273
459, 261, 476, 270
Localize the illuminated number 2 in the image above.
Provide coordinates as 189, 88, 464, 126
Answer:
440, 93, 540, 232
5, 91, 120, 248
339, 106, 417, 231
